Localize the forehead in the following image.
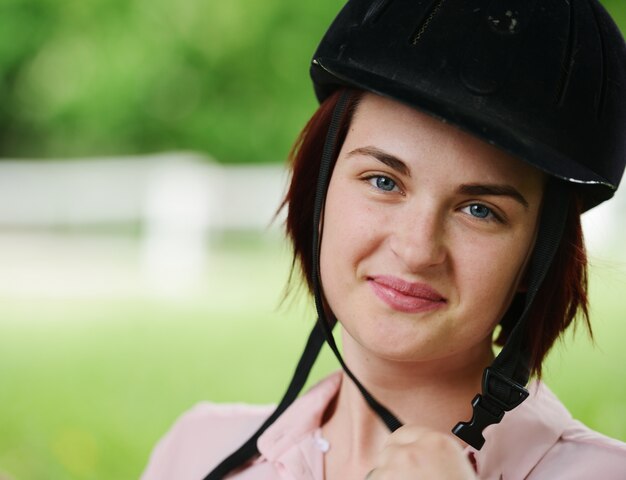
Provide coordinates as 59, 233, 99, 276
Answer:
346, 93, 545, 187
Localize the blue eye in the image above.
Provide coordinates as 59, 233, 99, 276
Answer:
369, 175, 397, 192
462, 203, 504, 222
469, 204, 491, 218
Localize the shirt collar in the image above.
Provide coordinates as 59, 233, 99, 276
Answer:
257, 371, 342, 462
258, 373, 571, 479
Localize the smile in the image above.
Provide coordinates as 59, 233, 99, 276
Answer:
367, 275, 447, 314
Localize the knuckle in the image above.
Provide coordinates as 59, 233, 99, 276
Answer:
422, 431, 458, 451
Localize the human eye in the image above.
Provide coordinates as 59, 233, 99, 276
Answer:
460, 203, 503, 222
365, 175, 400, 193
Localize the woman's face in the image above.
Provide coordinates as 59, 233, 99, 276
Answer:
320, 93, 546, 364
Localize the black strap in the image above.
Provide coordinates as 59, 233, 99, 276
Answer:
310, 90, 403, 433
202, 322, 326, 479
453, 179, 570, 449
493, 180, 569, 383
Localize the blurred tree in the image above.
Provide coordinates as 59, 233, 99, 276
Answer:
0, 0, 624, 163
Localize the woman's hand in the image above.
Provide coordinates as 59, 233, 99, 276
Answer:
367, 426, 477, 479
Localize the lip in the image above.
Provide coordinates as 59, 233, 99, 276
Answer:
367, 275, 446, 314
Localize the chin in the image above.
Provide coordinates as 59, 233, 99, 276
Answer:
368, 346, 431, 363
349, 324, 444, 363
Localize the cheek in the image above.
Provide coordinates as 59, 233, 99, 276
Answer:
320, 182, 385, 297
320, 185, 352, 290
454, 230, 534, 323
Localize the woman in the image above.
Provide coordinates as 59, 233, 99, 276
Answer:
143, 1, 626, 478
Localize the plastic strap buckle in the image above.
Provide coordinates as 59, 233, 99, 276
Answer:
452, 368, 529, 450
482, 367, 529, 411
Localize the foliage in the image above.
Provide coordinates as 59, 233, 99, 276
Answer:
0, 0, 338, 162
1, 1, 623, 163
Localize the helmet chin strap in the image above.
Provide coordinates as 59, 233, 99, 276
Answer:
454, 179, 569, 449
310, 91, 404, 433
204, 95, 569, 478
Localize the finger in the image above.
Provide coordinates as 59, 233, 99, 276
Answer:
383, 425, 426, 447
381, 428, 469, 468
375, 443, 477, 479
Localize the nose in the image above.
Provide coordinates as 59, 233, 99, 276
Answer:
388, 206, 447, 272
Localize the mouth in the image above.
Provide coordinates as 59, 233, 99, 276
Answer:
367, 275, 447, 314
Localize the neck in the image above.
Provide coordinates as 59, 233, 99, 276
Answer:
322, 327, 493, 477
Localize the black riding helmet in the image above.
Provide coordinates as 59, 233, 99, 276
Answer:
312, 0, 626, 211
205, 2, 626, 477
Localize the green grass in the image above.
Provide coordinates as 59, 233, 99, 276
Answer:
0, 238, 624, 479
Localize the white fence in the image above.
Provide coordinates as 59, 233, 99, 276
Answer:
0, 153, 290, 298
0, 152, 288, 231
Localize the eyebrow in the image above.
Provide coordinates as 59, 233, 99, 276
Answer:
347, 146, 411, 177
458, 184, 529, 209
347, 146, 529, 208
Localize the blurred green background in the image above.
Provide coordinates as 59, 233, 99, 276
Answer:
0, 0, 341, 162
1, 1, 626, 479
0, 238, 625, 480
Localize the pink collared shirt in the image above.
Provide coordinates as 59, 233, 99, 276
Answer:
142, 372, 626, 479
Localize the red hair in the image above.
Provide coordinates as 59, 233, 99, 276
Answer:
281, 88, 590, 377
